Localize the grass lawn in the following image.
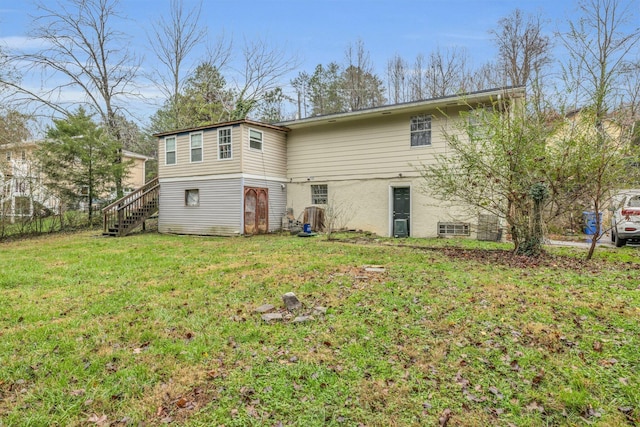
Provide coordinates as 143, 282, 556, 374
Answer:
0, 231, 639, 426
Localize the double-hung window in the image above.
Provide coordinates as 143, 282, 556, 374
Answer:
410, 114, 431, 147
249, 129, 263, 151
311, 184, 328, 205
468, 106, 492, 140
190, 132, 203, 162
165, 137, 176, 165
218, 128, 232, 159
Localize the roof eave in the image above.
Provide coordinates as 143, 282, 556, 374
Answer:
152, 119, 290, 138
277, 86, 525, 129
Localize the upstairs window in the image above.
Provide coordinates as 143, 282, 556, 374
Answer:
249, 129, 263, 151
468, 106, 492, 140
165, 137, 176, 165
190, 133, 203, 162
218, 128, 232, 159
410, 114, 431, 147
311, 184, 328, 205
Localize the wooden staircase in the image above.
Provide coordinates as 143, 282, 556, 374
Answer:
102, 177, 159, 237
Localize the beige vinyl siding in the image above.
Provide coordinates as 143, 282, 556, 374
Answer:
158, 126, 242, 179
242, 126, 287, 178
287, 107, 465, 181
244, 177, 287, 233
122, 157, 146, 189
159, 177, 242, 236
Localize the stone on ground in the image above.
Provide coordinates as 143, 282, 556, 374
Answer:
282, 292, 302, 311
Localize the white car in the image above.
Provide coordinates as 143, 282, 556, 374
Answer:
611, 190, 640, 247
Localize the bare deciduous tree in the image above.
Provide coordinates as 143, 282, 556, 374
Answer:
2, 0, 142, 197
386, 54, 409, 104
560, 0, 640, 260
561, 0, 639, 115
230, 38, 298, 119
148, 0, 206, 129
469, 61, 504, 93
491, 9, 552, 110
423, 46, 471, 98
408, 54, 426, 101
342, 39, 385, 110
0, 110, 32, 146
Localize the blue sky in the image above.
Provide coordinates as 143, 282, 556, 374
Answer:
0, 0, 621, 124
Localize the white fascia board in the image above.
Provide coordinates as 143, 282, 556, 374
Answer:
159, 173, 288, 183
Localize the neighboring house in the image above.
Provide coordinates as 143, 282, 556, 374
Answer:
112, 149, 152, 196
0, 141, 150, 220
154, 87, 525, 238
1, 141, 58, 219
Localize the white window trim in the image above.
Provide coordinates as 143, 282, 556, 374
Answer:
410, 114, 432, 148
165, 136, 177, 166
248, 128, 263, 152
190, 132, 204, 163
218, 127, 233, 160
311, 184, 328, 205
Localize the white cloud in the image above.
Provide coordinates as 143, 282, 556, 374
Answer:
438, 32, 491, 42
0, 36, 51, 50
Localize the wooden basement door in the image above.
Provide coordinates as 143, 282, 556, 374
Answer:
244, 187, 269, 235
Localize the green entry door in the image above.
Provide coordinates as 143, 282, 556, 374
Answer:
393, 187, 410, 237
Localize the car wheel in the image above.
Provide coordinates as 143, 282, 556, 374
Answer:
614, 231, 626, 248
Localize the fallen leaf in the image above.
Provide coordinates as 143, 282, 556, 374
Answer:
598, 358, 618, 367
593, 340, 603, 352
439, 408, 452, 426
526, 401, 544, 413
86, 414, 108, 424
488, 386, 503, 399
70, 389, 85, 396
246, 405, 259, 418
532, 369, 545, 387
463, 389, 485, 403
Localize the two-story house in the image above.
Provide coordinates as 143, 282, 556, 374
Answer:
154, 87, 524, 238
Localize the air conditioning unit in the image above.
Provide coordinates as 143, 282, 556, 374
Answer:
394, 218, 408, 238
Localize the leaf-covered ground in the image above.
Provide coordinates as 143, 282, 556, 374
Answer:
0, 232, 638, 426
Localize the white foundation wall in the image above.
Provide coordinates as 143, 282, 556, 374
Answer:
287, 178, 479, 238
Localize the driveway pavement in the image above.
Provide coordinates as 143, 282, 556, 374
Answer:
546, 239, 612, 248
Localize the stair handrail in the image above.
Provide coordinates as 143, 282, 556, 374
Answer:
111, 185, 159, 212
102, 177, 159, 212
103, 177, 159, 235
